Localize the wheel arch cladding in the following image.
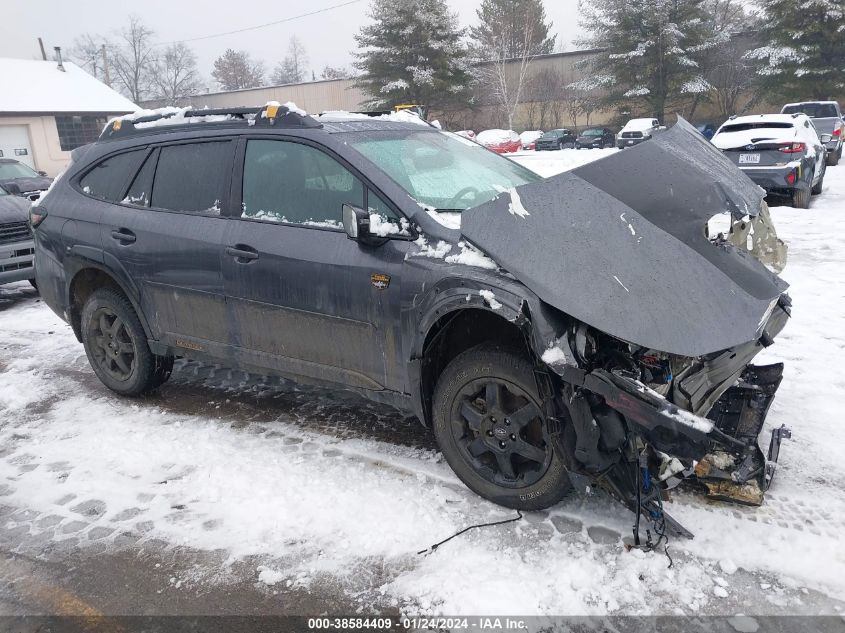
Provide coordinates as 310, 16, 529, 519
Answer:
67, 266, 152, 343
418, 306, 536, 427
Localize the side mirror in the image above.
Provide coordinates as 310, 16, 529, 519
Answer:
819, 133, 832, 144
3, 182, 22, 195
37, 170, 48, 177
342, 204, 370, 240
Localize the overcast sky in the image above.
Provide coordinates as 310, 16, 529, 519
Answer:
1, 0, 583, 90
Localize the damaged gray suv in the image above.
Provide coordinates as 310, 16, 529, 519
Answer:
32, 106, 792, 538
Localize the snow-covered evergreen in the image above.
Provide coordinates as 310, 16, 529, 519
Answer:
746, 0, 845, 99
353, 0, 472, 109
576, 0, 723, 120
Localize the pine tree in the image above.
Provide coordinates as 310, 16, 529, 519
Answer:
746, 0, 845, 99
470, 0, 556, 60
576, 0, 722, 121
354, 0, 472, 109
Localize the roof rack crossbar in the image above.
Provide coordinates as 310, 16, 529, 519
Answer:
102, 103, 322, 140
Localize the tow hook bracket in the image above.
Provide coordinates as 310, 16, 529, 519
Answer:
765, 424, 792, 489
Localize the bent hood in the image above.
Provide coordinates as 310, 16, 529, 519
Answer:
461, 116, 788, 357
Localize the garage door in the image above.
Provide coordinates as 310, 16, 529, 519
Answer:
0, 125, 35, 169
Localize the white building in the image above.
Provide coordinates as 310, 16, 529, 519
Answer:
0, 57, 137, 176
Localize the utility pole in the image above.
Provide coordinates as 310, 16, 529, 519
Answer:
37, 38, 47, 61
101, 44, 111, 86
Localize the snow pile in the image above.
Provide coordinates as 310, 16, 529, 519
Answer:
620, 118, 658, 132
410, 236, 452, 259
541, 345, 568, 366
263, 100, 307, 117
369, 214, 410, 237
519, 130, 543, 146
318, 110, 431, 126
444, 241, 498, 270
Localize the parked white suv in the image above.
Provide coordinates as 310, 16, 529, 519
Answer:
617, 118, 661, 148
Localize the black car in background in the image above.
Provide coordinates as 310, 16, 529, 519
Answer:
574, 127, 615, 149
535, 129, 576, 150
0, 158, 52, 199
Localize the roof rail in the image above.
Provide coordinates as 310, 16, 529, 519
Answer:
100, 103, 321, 140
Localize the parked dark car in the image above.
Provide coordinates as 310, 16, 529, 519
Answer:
535, 129, 576, 150
32, 108, 792, 537
695, 122, 717, 140
712, 113, 830, 208
0, 185, 36, 286
781, 101, 842, 165
0, 158, 52, 199
574, 127, 615, 149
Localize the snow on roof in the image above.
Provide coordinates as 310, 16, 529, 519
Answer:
0, 58, 138, 114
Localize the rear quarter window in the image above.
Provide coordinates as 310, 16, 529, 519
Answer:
78, 150, 146, 202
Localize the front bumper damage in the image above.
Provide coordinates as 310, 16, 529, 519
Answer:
546, 296, 792, 537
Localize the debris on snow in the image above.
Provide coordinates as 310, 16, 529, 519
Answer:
493, 185, 530, 219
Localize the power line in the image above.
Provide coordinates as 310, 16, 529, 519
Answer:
155, 0, 365, 47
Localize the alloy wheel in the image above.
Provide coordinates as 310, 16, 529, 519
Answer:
88, 307, 136, 382
450, 378, 552, 488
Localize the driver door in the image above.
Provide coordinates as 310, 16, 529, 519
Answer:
221, 137, 410, 391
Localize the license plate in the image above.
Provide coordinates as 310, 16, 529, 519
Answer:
627, 140, 634, 145
739, 153, 760, 164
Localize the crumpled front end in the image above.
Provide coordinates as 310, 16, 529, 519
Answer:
459, 117, 794, 537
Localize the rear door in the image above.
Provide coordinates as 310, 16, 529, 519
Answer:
221, 136, 410, 391
95, 139, 235, 351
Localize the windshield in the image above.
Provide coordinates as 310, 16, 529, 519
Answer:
0, 162, 39, 180
783, 103, 838, 118
582, 129, 603, 136
543, 130, 566, 138
348, 130, 541, 212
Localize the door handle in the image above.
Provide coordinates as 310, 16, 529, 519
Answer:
111, 229, 136, 244
226, 246, 259, 261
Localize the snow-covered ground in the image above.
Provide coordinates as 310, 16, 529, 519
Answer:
1, 148, 844, 617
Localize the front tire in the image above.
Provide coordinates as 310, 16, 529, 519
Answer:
81, 288, 162, 396
812, 173, 824, 195
827, 147, 841, 166
432, 344, 572, 511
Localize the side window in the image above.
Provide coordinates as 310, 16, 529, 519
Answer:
242, 139, 364, 227
151, 142, 231, 214
79, 150, 145, 202
122, 150, 157, 207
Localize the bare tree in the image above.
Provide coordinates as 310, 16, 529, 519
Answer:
478, 10, 541, 129
109, 16, 157, 103
212, 49, 265, 90
153, 42, 203, 105
272, 36, 309, 84
320, 65, 351, 80
69, 34, 110, 81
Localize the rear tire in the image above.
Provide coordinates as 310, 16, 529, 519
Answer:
81, 288, 163, 396
792, 187, 810, 208
432, 344, 572, 511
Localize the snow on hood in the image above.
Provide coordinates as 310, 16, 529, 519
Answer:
712, 125, 797, 150
621, 118, 657, 132
519, 130, 544, 144
477, 129, 519, 145
460, 116, 787, 357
